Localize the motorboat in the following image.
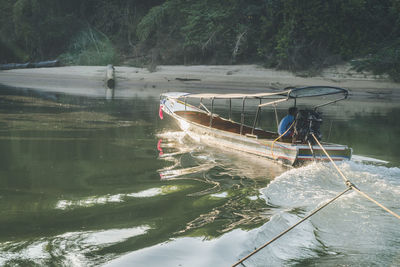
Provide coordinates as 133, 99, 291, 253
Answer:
159, 86, 352, 166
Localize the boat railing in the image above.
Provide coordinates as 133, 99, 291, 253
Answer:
313, 94, 348, 110
199, 98, 211, 114
183, 94, 290, 137
172, 86, 349, 138
239, 97, 246, 135
251, 98, 289, 135
210, 97, 215, 127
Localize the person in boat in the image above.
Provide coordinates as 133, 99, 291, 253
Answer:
278, 107, 298, 137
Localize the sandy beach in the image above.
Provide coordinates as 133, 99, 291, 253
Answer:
0, 64, 399, 99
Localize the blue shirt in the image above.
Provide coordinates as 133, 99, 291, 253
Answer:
278, 114, 294, 136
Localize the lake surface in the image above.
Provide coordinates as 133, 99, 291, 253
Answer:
0, 87, 399, 266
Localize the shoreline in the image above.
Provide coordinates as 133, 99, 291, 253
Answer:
0, 64, 399, 99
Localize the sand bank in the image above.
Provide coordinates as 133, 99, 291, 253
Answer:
0, 64, 399, 99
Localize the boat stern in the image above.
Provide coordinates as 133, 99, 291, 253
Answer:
295, 143, 352, 165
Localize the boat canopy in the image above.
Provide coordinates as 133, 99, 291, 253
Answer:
170, 86, 348, 100
172, 90, 290, 99
161, 85, 349, 138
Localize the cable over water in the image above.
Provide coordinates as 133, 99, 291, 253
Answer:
232, 187, 352, 267
311, 133, 400, 221
233, 133, 400, 266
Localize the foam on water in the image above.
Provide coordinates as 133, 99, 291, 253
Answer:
246, 161, 400, 266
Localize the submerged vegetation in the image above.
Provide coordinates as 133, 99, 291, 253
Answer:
0, 0, 400, 80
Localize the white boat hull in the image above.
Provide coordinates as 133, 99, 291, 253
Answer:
160, 93, 352, 166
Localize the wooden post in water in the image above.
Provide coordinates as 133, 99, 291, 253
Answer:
105, 64, 115, 99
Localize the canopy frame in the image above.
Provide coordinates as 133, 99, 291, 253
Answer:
172, 86, 348, 136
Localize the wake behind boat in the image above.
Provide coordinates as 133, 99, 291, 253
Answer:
159, 86, 352, 166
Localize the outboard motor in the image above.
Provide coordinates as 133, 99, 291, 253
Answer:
293, 110, 322, 144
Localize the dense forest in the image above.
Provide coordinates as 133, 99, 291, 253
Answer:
1, 0, 399, 80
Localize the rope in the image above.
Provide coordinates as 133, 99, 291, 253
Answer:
232, 134, 399, 266
232, 187, 352, 267
270, 120, 295, 160
311, 133, 400, 221
310, 134, 350, 184
273, 103, 279, 130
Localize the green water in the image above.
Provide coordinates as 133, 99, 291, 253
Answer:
0, 88, 399, 266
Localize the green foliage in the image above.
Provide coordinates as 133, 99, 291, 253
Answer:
0, 0, 81, 62
137, 1, 172, 41
17, 1, 62, 56
0, 0, 399, 81
0, 0, 26, 61
351, 40, 400, 82
180, 1, 240, 63
58, 27, 118, 66
11, 0, 40, 60
253, 0, 400, 74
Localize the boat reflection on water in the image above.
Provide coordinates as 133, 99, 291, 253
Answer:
156, 130, 288, 235
153, 130, 400, 266
157, 131, 288, 181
